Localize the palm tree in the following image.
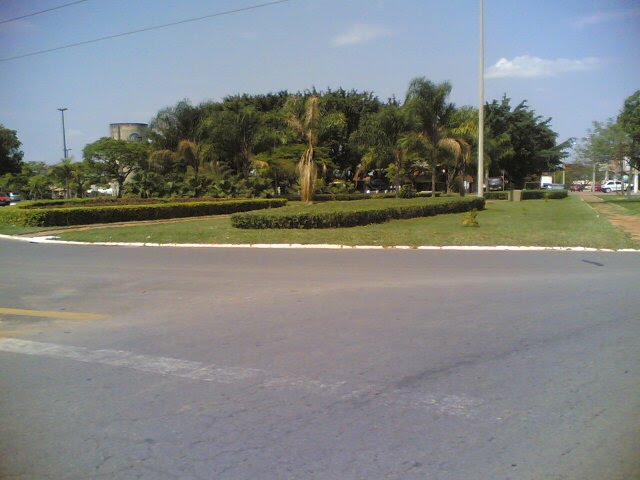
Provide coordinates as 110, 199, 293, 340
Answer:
177, 140, 213, 197
284, 96, 345, 202
284, 96, 320, 202
405, 78, 456, 194
350, 104, 409, 195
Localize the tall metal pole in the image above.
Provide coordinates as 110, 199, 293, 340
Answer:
58, 108, 68, 159
477, 0, 484, 197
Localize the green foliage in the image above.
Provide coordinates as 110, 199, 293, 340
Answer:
398, 184, 416, 198
618, 90, 640, 171
0, 198, 286, 227
231, 197, 485, 229
520, 189, 568, 200
0, 124, 24, 176
462, 209, 479, 227
485, 96, 571, 187
83, 138, 150, 197
484, 191, 509, 200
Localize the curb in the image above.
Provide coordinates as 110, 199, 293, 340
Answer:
2, 234, 639, 252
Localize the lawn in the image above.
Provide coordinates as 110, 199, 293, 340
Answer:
40, 196, 639, 249
600, 196, 640, 215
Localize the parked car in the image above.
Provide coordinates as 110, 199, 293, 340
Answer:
8, 192, 22, 202
547, 184, 566, 190
0, 192, 10, 206
594, 183, 602, 192
600, 180, 624, 193
487, 177, 504, 191
570, 183, 585, 192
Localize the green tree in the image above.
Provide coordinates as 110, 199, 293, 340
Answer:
405, 78, 457, 194
50, 158, 75, 199
350, 104, 410, 193
0, 124, 24, 176
83, 138, 149, 197
284, 96, 345, 202
618, 90, 640, 171
485, 96, 570, 187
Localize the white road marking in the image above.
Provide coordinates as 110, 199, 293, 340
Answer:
0, 338, 342, 394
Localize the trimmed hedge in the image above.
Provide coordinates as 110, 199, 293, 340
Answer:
484, 191, 509, 200
20, 196, 243, 209
0, 198, 287, 227
231, 197, 485, 229
281, 192, 441, 202
521, 189, 568, 200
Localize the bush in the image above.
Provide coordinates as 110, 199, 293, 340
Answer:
231, 197, 485, 229
521, 189, 568, 200
0, 199, 287, 227
484, 191, 509, 200
398, 184, 416, 198
19, 196, 247, 209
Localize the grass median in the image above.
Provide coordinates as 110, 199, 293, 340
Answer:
23, 196, 636, 249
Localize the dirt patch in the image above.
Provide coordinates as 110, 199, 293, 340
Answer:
581, 193, 640, 241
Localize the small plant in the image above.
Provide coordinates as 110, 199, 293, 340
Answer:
462, 209, 479, 227
398, 184, 416, 198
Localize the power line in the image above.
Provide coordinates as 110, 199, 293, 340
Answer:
0, 0, 290, 63
0, 0, 90, 25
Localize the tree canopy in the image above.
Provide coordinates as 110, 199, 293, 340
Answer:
0, 124, 24, 176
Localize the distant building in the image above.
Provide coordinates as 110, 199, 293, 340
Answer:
109, 122, 148, 142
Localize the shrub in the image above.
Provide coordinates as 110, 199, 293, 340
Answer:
398, 184, 416, 198
484, 191, 509, 200
0, 199, 286, 227
231, 197, 485, 229
521, 189, 568, 200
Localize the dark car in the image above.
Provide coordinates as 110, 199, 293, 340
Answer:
570, 184, 585, 192
0, 192, 10, 206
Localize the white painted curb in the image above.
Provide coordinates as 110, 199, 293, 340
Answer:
2, 234, 639, 252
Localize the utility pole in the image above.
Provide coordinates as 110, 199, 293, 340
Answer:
58, 108, 68, 159
477, 0, 484, 197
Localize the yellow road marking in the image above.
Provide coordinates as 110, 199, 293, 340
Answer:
0, 308, 107, 320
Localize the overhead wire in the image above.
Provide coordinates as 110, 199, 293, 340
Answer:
0, 0, 91, 25
0, 0, 290, 63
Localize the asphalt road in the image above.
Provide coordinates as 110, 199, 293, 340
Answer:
1, 239, 639, 480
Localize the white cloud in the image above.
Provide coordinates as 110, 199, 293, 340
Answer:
573, 8, 640, 28
486, 55, 600, 79
331, 23, 392, 47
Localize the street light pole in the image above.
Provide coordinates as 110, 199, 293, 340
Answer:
58, 108, 68, 159
477, 0, 484, 197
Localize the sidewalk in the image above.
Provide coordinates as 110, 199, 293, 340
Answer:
580, 192, 640, 241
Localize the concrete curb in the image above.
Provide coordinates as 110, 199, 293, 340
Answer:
2, 234, 639, 252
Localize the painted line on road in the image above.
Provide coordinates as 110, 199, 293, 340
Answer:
0, 338, 345, 394
0, 307, 107, 320
2, 234, 639, 252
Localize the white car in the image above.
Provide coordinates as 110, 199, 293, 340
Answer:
600, 180, 623, 193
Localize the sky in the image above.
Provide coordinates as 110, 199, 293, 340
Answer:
1, 0, 639, 165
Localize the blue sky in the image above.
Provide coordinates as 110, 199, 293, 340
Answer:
1, 0, 639, 164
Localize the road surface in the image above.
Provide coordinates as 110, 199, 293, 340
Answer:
1, 239, 639, 479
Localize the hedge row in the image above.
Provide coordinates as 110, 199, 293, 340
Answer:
521, 189, 568, 200
231, 197, 485, 229
281, 192, 442, 202
484, 191, 509, 200
20, 196, 242, 209
0, 198, 287, 227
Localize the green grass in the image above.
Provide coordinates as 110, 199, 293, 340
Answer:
600, 197, 640, 215
35, 196, 639, 249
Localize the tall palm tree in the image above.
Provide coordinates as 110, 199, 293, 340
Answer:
284, 96, 320, 202
284, 96, 344, 202
177, 140, 213, 197
405, 78, 456, 194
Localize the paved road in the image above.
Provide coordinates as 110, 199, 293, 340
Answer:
1, 239, 639, 479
